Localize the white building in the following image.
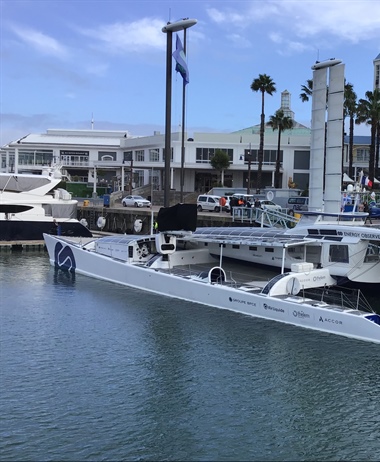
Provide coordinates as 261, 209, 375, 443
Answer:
1, 91, 313, 195
374, 52, 380, 90
0, 82, 376, 197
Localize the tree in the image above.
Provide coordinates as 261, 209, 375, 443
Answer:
268, 109, 294, 188
210, 149, 230, 186
250, 74, 276, 191
343, 83, 357, 180
300, 79, 313, 103
356, 89, 380, 184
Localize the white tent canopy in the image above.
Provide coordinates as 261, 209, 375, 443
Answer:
343, 173, 354, 183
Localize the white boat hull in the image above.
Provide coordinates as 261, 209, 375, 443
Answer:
44, 233, 380, 345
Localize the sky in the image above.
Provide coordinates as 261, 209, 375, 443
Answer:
1, 0, 380, 146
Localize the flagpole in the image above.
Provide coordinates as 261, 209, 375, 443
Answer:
180, 29, 187, 203
163, 28, 173, 208
162, 18, 197, 208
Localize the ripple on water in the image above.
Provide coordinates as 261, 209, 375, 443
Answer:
1, 253, 379, 461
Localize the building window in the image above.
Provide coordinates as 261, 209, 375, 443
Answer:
243, 149, 278, 164
196, 147, 233, 163
60, 150, 89, 166
356, 148, 370, 162
135, 150, 144, 162
149, 148, 160, 162
293, 173, 309, 191
18, 149, 54, 166
149, 169, 160, 191
124, 151, 133, 162
294, 150, 310, 169
134, 169, 145, 188
98, 151, 116, 161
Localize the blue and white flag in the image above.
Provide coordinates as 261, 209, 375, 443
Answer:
172, 34, 189, 85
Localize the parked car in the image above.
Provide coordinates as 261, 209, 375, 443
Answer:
197, 195, 221, 212
122, 195, 151, 208
258, 200, 282, 212
232, 194, 255, 205
287, 197, 309, 215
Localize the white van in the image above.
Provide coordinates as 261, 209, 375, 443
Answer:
197, 195, 222, 212
287, 197, 309, 215
232, 194, 254, 204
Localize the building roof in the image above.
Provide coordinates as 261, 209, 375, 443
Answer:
7, 129, 132, 148
344, 135, 371, 145
232, 121, 311, 136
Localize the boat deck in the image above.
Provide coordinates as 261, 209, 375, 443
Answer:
148, 261, 374, 315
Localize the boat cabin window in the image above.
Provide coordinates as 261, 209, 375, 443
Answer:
364, 242, 380, 263
288, 245, 304, 254
249, 246, 257, 251
265, 248, 274, 253
329, 245, 349, 263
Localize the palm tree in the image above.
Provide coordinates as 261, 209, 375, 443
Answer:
267, 109, 294, 188
300, 79, 313, 102
250, 74, 276, 191
343, 83, 357, 180
356, 88, 380, 183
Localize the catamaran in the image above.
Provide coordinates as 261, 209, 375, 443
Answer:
43, 204, 380, 345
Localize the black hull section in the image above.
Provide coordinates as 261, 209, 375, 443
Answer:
0, 220, 92, 241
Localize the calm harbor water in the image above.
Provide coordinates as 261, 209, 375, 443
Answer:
1, 251, 379, 461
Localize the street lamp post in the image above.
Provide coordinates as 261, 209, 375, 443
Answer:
245, 143, 253, 195
162, 18, 197, 208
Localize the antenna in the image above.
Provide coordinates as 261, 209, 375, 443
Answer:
91, 113, 94, 130
317, 49, 320, 62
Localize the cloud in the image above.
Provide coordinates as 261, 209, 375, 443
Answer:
277, 0, 380, 43
77, 18, 167, 54
206, 7, 248, 26
84, 63, 109, 77
9, 25, 69, 59
269, 33, 311, 56
207, 0, 380, 43
226, 34, 251, 48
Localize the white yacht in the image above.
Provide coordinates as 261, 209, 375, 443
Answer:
0, 166, 92, 241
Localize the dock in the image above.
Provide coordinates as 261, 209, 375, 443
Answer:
0, 241, 46, 251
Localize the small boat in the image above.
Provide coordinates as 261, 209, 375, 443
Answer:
0, 166, 92, 241
43, 204, 380, 345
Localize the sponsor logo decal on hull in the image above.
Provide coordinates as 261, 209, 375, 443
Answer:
54, 243, 76, 272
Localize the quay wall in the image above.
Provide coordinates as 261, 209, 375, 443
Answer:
77, 205, 242, 235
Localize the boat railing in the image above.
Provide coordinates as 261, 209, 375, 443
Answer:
302, 286, 373, 312
232, 207, 299, 229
